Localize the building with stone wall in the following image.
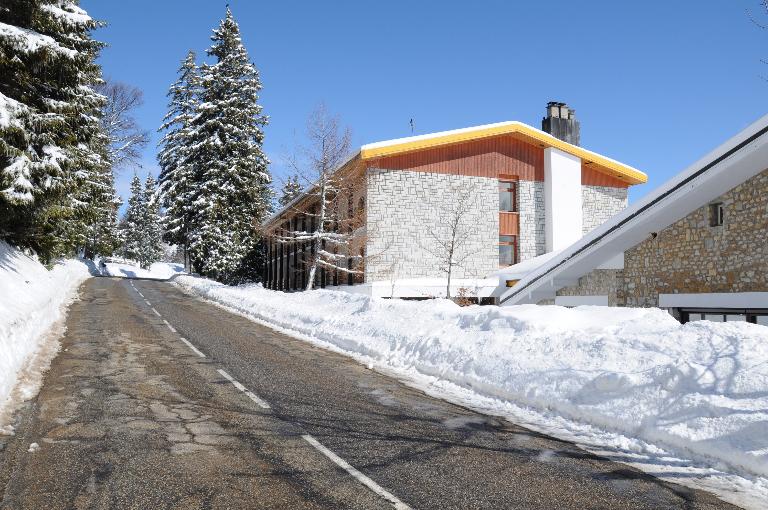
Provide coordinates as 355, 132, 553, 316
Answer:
263, 104, 645, 297
499, 114, 768, 324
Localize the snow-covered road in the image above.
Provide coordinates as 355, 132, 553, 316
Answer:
0, 278, 742, 509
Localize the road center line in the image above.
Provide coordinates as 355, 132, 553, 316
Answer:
301, 434, 411, 509
179, 337, 206, 358
162, 319, 177, 333
151, 307, 161, 317
216, 369, 270, 409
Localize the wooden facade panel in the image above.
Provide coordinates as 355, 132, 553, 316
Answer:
370, 135, 544, 181
369, 135, 628, 189
581, 164, 629, 188
499, 212, 519, 236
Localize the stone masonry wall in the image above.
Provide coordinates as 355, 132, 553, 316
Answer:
582, 185, 628, 234
552, 168, 768, 307
621, 167, 768, 307
555, 269, 625, 306
518, 180, 545, 261
366, 168, 499, 282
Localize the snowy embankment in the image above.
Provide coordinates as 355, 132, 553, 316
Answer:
0, 241, 92, 428
101, 259, 184, 280
176, 275, 768, 504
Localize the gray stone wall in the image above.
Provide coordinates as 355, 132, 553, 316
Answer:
518, 180, 545, 261
555, 269, 625, 306
366, 168, 499, 282
551, 168, 768, 307
621, 167, 768, 307
582, 185, 628, 234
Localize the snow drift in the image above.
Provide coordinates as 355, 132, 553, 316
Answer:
176, 276, 768, 481
0, 241, 92, 424
101, 259, 184, 280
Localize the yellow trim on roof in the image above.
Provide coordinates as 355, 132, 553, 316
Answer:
360, 122, 647, 185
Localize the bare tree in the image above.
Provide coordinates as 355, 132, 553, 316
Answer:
268, 104, 364, 290
97, 79, 150, 170
422, 184, 481, 299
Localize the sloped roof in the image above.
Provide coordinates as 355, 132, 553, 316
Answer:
499, 113, 768, 306
360, 121, 647, 185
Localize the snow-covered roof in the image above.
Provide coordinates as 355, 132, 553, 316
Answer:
360, 120, 647, 186
500, 113, 768, 306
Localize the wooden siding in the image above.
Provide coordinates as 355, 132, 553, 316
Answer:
368, 135, 629, 188
499, 212, 519, 236
369, 135, 544, 180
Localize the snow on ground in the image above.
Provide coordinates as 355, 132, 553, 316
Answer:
0, 241, 92, 431
101, 259, 184, 280
176, 276, 768, 508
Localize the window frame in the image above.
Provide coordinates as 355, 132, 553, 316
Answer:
709, 202, 724, 227
499, 234, 518, 267
499, 180, 518, 213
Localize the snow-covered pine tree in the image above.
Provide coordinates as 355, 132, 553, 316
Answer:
0, 0, 106, 261
138, 173, 163, 269
157, 51, 200, 266
120, 173, 144, 262
278, 175, 302, 207
184, 8, 272, 283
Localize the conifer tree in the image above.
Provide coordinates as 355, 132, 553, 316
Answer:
279, 175, 302, 207
182, 7, 272, 283
139, 174, 163, 269
158, 51, 200, 262
120, 174, 144, 263
0, 0, 107, 261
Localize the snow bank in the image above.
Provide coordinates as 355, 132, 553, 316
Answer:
176, 276, 768, 482
101, 260, 184, 280
0, 241, 92, 425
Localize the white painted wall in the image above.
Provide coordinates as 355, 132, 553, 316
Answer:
659, 292, 768, 308
544, 148, 583, 252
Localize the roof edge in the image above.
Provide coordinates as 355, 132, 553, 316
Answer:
360, 121, 647, 185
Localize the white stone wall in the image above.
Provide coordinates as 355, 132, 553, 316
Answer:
582, 185, 628, 234
518, 180, 545, 261
366, 169, 498, 282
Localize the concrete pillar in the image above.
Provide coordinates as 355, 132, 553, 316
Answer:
544, 147, 582, 252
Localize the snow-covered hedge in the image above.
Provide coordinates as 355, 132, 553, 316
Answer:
176, 276, 768, 480
0, 241, 91, 424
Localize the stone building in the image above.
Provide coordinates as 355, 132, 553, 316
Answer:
263, 103, 646, 297
499, 114, 768, 324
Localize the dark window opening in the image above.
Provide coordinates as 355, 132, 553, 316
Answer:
499, 181, 517, 213
499, 235, 518, 266
709, 202, 724, 227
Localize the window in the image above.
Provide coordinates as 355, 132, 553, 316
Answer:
499, 235, 517, 266
499, 180, 517, 212
709, 202, 724, 227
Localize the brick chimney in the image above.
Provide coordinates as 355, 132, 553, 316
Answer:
542, 101, 580, 146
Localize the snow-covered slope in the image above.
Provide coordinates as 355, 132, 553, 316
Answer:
176, 276, 768, 507
0, 241, 92, 428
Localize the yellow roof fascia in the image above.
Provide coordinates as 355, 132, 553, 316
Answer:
360, 122, 647, 185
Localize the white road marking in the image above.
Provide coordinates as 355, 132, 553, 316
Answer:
216, 369, 270, 409
301, 434, 411, 509
137, 291, 144, 298
179, 337, 206, 358
144, 299, 151, 306
162, 319, 177, 333
151, 307, 161, 317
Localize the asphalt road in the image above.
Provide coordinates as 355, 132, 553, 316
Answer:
0, 277, 740, 509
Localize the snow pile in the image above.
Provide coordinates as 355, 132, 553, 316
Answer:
0, 241, 92, 423
102, 260, 184, 280
176, 276, 768, 481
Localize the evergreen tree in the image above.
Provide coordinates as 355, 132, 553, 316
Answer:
0, 0, 107, 261
183, 7, 272, 283
157, 51, 200, 258
120, 173, 143, 262
138, 174, 163, 269
279, 175, 302, 207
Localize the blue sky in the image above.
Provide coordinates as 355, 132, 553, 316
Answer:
81, 0, 768, 209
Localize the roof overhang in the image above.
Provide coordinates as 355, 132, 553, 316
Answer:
360, 121, 647, 185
